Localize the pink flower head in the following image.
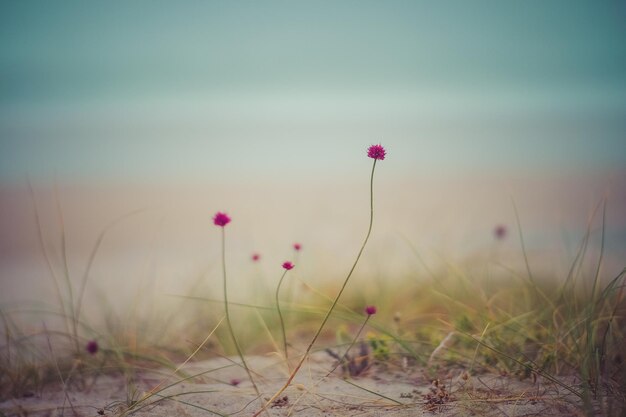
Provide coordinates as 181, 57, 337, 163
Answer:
365, 305, 377, 316
293, 243, 302, 251
494, 224, 507, 240
367, 144, 386, 160
282, 261, 294, 270
230, 378, 241, 386
86, 340, 99, 355
213, 212, 231, 227
251, 253, 260, 262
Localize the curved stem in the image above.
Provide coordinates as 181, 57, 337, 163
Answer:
221, 228, 262, 400
276, 269, 290, 367
54, 186, 79, 353
28, 181, 69, 337
253, 159, 378, 417
325, 315, 371, 378
75, 209, 145, 335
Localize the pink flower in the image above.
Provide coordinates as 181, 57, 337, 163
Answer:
365, 305, 377, 316
282, 261, 294, 270
367, 144, 386, 160
86, 340, 99, 355
293, 243, 302, 251
230, 378, 241, 386
252, 253, 260, 262
494, 224, 507, 240
213, 212, 231, 227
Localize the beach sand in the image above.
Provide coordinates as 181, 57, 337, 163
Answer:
1, 351, 586, 417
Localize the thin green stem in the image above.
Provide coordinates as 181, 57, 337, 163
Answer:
75, 209, 145, 335
276, 269, 290, 367
220, 228, 262, 400
253, 159, 379, 417
582, 198, 607, 406
54, 186, 79, 354
341, 379, 404, 405
511, 198, 555, 310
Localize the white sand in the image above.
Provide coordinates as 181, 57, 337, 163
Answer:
1, 351, 587, 417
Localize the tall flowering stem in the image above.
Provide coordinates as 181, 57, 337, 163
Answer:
215, 213, 262, 400
253, 146, 384, 417
277, 261, 294, 367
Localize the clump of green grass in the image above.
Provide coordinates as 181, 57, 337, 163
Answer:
332, 200, 625, 415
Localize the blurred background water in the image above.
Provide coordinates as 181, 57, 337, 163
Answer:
1, 1, 625, 319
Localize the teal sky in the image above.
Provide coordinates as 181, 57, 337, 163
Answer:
1, 1, 625, 182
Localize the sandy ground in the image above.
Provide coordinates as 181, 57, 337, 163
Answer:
1, 351, 590, 417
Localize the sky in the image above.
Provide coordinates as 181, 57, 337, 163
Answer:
0, 1, 625, 183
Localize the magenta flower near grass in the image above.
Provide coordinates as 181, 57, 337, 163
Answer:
252, 253, 260, 262
365, 305, 377, 316
213, 212, 231, 227
293, 243, 302, 251
282, 261, 294, 270
213, 211, 261, 399
86, 340, 99, 355
367, 144, 386, 160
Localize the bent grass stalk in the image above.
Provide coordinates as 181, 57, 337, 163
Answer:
28, 181, 70, 339
120, 317, 225, 416
121, 365, 238, 416
53, 185, 80, 354
75, 208, 146, 336
253, 150, 383, 417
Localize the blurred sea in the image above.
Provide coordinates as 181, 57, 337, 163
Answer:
1, 170, 624, 323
